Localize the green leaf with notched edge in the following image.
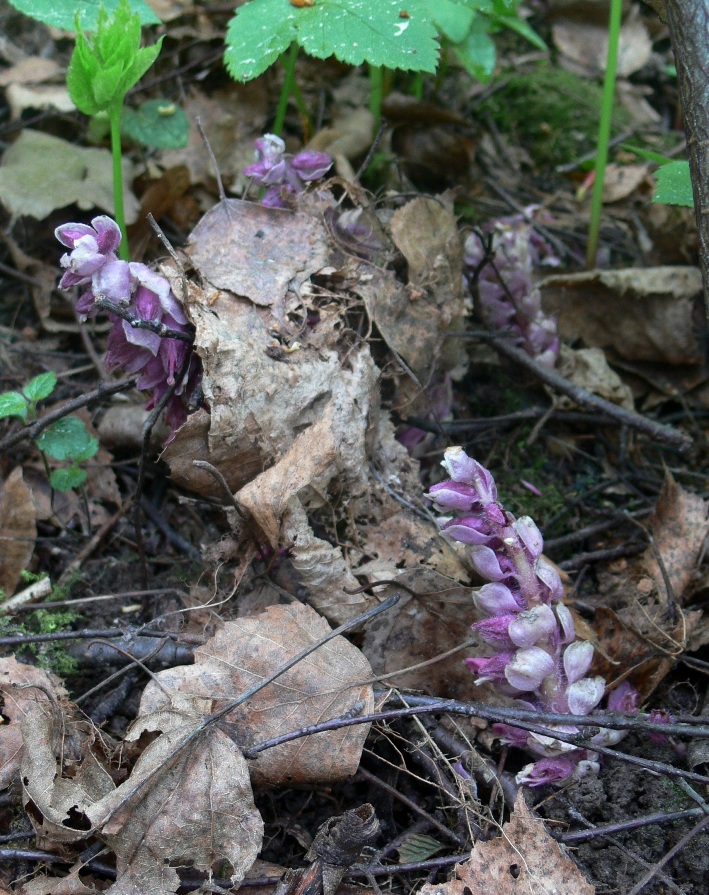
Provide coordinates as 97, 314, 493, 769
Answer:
36, 418, 98, 462
653, 160, 694, 208
50, 466, 88, 492
122, 99, 189, 148
23, 372, 57, 404
7, 0, 160, 32
452, 14, 496, 82
225, 0, 439, 83
0, 392, 28, 422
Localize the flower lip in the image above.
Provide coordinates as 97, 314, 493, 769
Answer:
505, 646, 556, 691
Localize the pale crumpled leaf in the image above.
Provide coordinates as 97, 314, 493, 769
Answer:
187, 197, 331, 310
19, 671, 262, 893
0, 656, 67, 792
420, 791, 595, 895
134, 602, 374, 787
0, 467, 37, 596
541, 267, 703, 364
0, 130, 139, 222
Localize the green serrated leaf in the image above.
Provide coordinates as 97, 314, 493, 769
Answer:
23, 372, 58, 403
653, 160, 694, 208
122, 99, 189, 148
7, 0, 160, 32
36, 417, 97, 462
397, 834, 444, 864
452, 14, 496, 82
0, 392, 28, 422
50, 466, 87, 492
225, 0, 439, 82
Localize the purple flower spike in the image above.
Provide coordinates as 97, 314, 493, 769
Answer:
607, 681, 639, 713
427, 446, 639, 785
56, 214, 201, 441
244, 134, 332, 205
516, 757, 575, 787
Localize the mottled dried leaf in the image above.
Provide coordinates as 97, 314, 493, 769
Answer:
135, 603, 374, 787
0, 467, 37, 596
420, 792, 594, 895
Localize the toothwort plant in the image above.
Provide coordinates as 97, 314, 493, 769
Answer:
427, 446, 637, 786
245, 134, 332, 208
463, 210, 560, 369
56, 215, 199, 438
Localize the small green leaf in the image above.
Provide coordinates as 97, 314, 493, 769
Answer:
37, 418, 98, 462
23, 372, 57, 403
0, 392, 28, 422
453, 14, 496, 82
7, 0, 160, 32
653, 160, 694, 208
492, 14, 546, 50
429, 0, 475, 44
225, 0, 439, 83
67, 0, 163, 115
122, 100, 190, 148
50, 466, 88, 492
397, 834, 444, 863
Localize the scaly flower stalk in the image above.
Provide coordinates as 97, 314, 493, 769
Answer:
426, 446, 637, 786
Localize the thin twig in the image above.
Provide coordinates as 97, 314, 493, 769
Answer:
93, 297, 194, 342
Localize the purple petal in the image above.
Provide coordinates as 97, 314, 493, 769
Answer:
442, 516, 492, 546
606, 681, 639, 713
566, 677, 605, 715
563, 640, 594, 684
491, 722, 530, 749
105, 324, 152, 374
513, 516, 544, 558
426, 480, 479, 512
93, 260, 132, 304
469, 545, 506, 580
474, 582, 523, 615
136, 355, 166, 391
516, 757, 575, 787
535, 557, 564, 601
122, 318, 161, 355
466, 652, 513, 683
555, 604, 576, 643
129, 263, 187, 324
504, 647, 555, 691
472, 614, 516, 647
91, 215, 122, 254
508, 604, 557, 648
291, 149, 332, 181
55, 222, 95, 248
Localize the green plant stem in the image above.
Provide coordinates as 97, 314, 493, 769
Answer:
273, 42, 299, 136
586, 0, 622, 268
109, 105, 130, 261
369, 64, 384, 132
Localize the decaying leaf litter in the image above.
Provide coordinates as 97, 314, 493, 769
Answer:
2, 3, 709, 895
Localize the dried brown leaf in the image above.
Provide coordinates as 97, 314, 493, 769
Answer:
0, 656, 66, 792
135, 603, 374, 787
0, 467, 37, 595
420, 792, 594, 895
188, 198, 330, 310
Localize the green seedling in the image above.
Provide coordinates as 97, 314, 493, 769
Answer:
429, 0, 545, 84
67, 0, 163, 258
0, 372, 99, 492
620, 145, 694, 209
586, 0, 621, 267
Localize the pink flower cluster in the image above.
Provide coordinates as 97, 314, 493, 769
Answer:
245, 134, 332, 208
427, 446, 637, 786
56, 216, 199, 439
463, 210, 560, 368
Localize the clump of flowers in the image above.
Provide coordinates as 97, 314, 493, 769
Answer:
463, 210, 561, 368
245, 134, 332, 208
427, 446, 637, 786
56, 216, 199, 438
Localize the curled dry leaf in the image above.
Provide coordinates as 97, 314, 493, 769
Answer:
134, 602, 374, 787
0, 656, 66, 792
420, 791, 594, 895
0, 467, 37, 596
19, 674, 261, 893
591, 472, 707, 699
